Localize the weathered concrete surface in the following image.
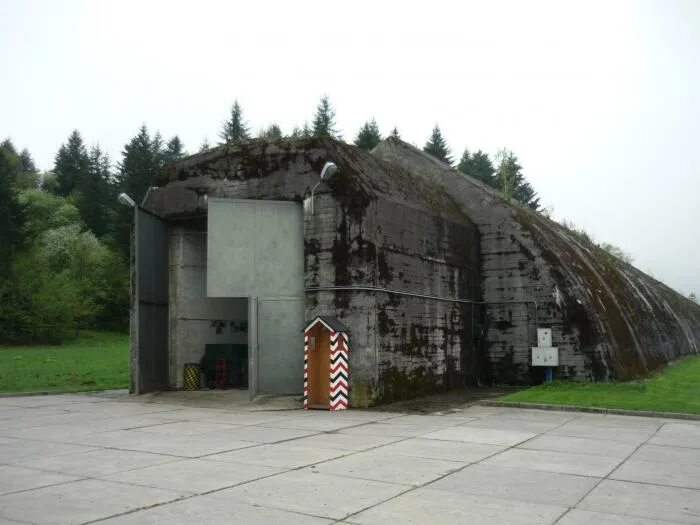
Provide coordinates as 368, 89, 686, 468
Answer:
141, 136, 700, 403
373, 138, 700, 383
1, 392, 699, 524
145, 138, 481, 404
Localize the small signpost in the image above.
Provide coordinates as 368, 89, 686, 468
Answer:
532, 328, 558, 383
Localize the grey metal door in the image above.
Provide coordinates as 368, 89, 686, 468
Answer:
207, 199, 304, 396
257, 297, 304, 395
133, 208, 169, 394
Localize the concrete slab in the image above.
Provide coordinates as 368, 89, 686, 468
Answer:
205, 443, 349, 469
291, 432, 404, 451
385, 414, 477, 427
213, 470, 408, 520
611, 458, 700, 489
346, 487, 566, 525
10, 448, 179, 477
375, 437, 506, 463
256, 416, 366, 432
211, 425, 319, 443
579, 479, 700, 524
518, 434, 639, 458
305, 449, 465, 486
631, 444, 700, 466
129, 420, 241, 436
557, 508, 687, 524
483, 447, 621, 477
648, 423, 700, 449
462, 416, 567, 433
96, 497, 333, 524
0, 439, 96, 461
0, 465, 82, 496
422, 426, 536, 446
336, 422, 442, 438
549, 422, 656, 444
0, 479, 184, 525
74, 429, 260, 457
2, 393, 699, 525
429, 463, 599, 507
101, 458, 283, 493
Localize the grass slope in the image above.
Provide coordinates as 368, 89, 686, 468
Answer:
0, 331, 128, 393
501, 355, 700, 414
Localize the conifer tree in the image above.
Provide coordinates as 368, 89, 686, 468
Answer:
0, 142, 25, 277
74, 145, 115, 237
53, 130, 90, 197
219, 100, 250, 144
163, 135, 186, 164
495, 149, 540, 210
261, 124, 283, 140
423, 125, 452, 164
312, 96, 339, 138
458, 149, 498, 188
301, 121, 312, 138
199, 138, 211, 152
354, 119, 382, 150
117, 125, 164, 205
390, 127, 400, 139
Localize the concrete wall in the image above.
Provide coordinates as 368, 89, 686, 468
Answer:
146, 139, 482, 404
373, 138, 700, 384
168, 221, 247, 389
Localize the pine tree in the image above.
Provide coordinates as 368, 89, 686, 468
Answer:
219, 100, 250, 144
19, 149, 37, 174
163, 135, 186, 164
261, 124, 283, 140
423, 125, 453, 164
14, 148, 40, 189
458, 149, 498, 188
0, 142, 25, 277
301, 121, 312, 138
354, 119, 382, 150
312, 96, 339, 138
495, 149, 540, 210
390, 127, 400, 139
53, 130, 90, 197
117, 125, 164, 204
74, 145, 115, 237
199, 138, 211, 152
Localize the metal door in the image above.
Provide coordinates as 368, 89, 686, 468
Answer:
257, 297, 304, 395
133, 208, 169, 393
207, 199, 304, 396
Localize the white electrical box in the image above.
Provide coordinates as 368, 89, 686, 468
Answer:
532, 346, 559, 366
537, 328, 552, 348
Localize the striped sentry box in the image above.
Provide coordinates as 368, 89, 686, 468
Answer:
329, 331, 349, 410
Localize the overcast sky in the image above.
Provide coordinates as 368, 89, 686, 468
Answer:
2, 0, 698, 296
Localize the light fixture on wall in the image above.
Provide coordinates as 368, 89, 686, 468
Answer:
309, 161, 338, 214
118, 193, 136, 208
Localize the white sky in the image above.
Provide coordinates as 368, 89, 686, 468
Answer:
2, 0, 698, 297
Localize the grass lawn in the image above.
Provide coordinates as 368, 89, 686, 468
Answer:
500, 355, 700, 414
0, 331, 129, 393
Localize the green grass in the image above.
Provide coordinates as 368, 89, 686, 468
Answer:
501, 355, 700, 414
0, 331, 129, 393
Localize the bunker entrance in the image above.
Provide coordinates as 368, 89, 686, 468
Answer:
206, 199, 305, 397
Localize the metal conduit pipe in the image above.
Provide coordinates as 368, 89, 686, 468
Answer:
304, 285, 539, 343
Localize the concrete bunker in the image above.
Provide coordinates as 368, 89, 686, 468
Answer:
130, 136, 700, 405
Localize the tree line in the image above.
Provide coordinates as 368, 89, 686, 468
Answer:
0, 95, 545, 343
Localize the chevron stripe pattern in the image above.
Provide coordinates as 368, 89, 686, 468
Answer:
329, 331, 349, 410
303, 334, 309, 409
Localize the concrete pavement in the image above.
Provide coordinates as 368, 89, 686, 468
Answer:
0, 392, 698, 524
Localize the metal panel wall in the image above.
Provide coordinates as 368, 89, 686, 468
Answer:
207, 199, 304, 298
207, 199, 304, 395
134, 208, 169, 393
